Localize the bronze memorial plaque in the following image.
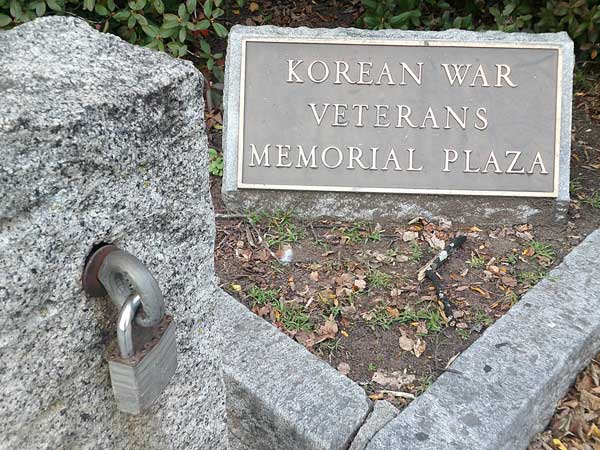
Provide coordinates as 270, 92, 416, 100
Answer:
235, 37, 563, 197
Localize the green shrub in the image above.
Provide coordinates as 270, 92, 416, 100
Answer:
0, 0, 227, 79
358, 0, 600, 60
208, 147, 223, 176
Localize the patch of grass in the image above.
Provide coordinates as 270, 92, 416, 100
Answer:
505, 291, 519, 306
247, 285, 280, 306
518, 270, 548, 285
473, 308, 493, 329
364, 306, 443, 333
456, 328, 471, 341
466, 255, 486, 269
409, 242, 423, 262
273, 300, 312, 331
399, 308, 443, 332
325, 304, 343, 319
505, 254, 518, 265
570, 178, 584, 195
264, 209, 304, 247
367, 269, 393, 290
245, 210, 267, 225
583, 192, 600, 209
415, 373, 434, 396
317, 338, 341, 354
364, 306, 399, 331
339, 224, 381, 244
248, 285, 312, 331
367, 363, 378, 372
530, 241, 556, 260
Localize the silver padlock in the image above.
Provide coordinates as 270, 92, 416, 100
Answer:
82, 245, 177, 414
107, 294, 177, 414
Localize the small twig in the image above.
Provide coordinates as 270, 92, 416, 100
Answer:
418, 236, 467, 321
249, 222, 278, 261
309, 223, 319, 242
215, 213, 247, 220
376, 390, 416, 400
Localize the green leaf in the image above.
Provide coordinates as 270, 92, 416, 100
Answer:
133, 13, 147, 25
503, 3, 516, 16
362, 0, 377, 11
178, 26, 186, 42
128, 0, 145, 10
94, 3, 108, 15
186, 0, 196, 14
212, 7, 223, 19
127, 13, 136, 28
195, 18, 210, 30
0, 13, 11, 26
178, 43, 187, 57
113, 9, 130, 20
162, 17, 180, 28
46, 0, 62, 12
159, 25, 177, 37
83, 0, 95, 12
152, 0, 163, 13
363, 14, 379, 28
203, 0, 212, 18
214, 0, 221, 6
200, 38, 210, 54
10, 0, 23, 19
141, 23, 159, 36
35, 2, 46, 16
212, 21, 227, 37
107, 0, 116, 11
178, 2, 186, 17
389, 11, 412, 26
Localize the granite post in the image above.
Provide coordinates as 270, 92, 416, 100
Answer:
0, 17, 226, 449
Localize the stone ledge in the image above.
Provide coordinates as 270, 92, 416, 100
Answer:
365, 229, 600, 450
216, 294, 372, 450
349, 400, 398, 450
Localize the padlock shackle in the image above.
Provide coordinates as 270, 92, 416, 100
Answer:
97, 247, 165, 327
118, 294, 142, 359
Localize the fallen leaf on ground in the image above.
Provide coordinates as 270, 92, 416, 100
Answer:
354, 279, 367, 291
337, 362, 350, 376
403, 231, 419, 242
372, 370, 416, 390
414, 338, 427, 357
399, 331, 415, 352
315, 318, 338, 343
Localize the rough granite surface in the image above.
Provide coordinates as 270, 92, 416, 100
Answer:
349, 401, 398, 450
0, 17, 226, 450
222, 25, 574, 225
216, 294, 372, 450
366, 229, 600, 450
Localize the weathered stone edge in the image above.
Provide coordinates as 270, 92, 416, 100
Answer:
365, 229, 600, 450
215, 292, 372, 450
349, 400, 399, 450
222, 25, 574, 203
